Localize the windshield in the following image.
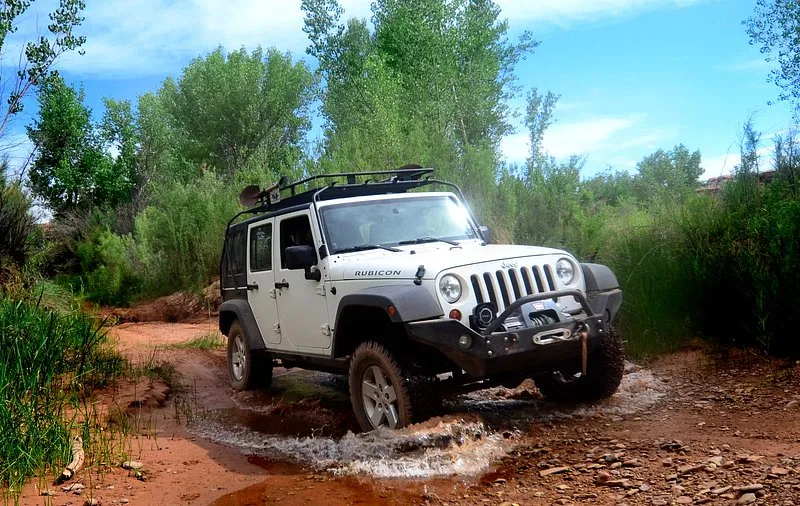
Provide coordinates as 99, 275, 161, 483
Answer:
320, 196, 479, 254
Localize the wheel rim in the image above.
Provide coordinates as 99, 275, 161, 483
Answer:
361, 365, 399, 429
231, 334, 246, 381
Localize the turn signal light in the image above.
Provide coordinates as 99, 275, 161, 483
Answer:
449, 309, 462, 320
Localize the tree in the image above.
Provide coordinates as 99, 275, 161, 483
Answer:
635, 144, 702, 200
160, 46, 315, 178
745, 1, 800, 112
0, 0, 86, 140
26, 74, 131, 214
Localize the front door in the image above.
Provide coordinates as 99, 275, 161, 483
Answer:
274, 211, 331, 352
247, 220, 281, 346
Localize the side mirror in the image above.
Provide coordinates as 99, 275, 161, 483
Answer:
285, 245, 322, 281
479, 225, 491, 243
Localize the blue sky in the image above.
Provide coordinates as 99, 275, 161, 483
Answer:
1, 0, 792, 180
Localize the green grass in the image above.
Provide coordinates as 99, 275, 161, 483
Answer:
0, 296, 123, 495
165, 332, 225, 351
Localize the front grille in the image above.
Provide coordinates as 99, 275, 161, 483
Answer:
470, 265, 557, 313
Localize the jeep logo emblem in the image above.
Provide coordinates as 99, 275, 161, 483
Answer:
501, 261, 518, 269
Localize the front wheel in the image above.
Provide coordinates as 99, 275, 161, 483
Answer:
535, 326, 625, 404
227, 320, 272, 391
349, 342, 413, 432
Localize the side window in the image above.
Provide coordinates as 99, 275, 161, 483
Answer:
250, 223, 273, 272
279, 214, 315, 268
222, 227, 246, 288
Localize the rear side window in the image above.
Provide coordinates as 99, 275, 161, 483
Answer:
222, 227, 247, 288
250, 223, 273, 272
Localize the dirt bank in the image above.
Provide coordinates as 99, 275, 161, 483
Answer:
19, 321, 800, 505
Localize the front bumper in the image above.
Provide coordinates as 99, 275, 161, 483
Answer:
405, 289, 622, 378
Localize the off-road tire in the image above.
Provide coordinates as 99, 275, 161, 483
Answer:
227, 320, 273, 391
535, 326, 625, 404
349, 342, 413, 432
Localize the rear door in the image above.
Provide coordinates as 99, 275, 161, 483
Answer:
247, 220, 282, 347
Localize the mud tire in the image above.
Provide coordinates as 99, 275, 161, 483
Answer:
227, 320, 272, 391
349, 342, 413, 432
535, 326, 625, 404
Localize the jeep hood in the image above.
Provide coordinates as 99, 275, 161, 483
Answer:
328, 243, 570, 281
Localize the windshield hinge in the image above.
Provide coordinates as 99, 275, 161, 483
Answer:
316, 285, 326, 296
321, 324, 332, 336
273, 322, 281, 334
269, 289, 277, 299
414, 265, 425, 286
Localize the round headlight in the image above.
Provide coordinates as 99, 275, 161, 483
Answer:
439, 274, 463, 303
556, 258, 576, 285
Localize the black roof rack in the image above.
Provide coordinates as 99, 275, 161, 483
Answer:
242, 165, 444, 213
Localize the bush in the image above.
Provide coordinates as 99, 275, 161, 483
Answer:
76, 229, 141, 306
0, 175, 36, 270
135, 171, 239, 297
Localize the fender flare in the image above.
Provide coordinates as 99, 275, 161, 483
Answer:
218, 299, 266, 351
580, 263, 623, 323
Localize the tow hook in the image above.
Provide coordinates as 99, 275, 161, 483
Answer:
579, 324, 589, 377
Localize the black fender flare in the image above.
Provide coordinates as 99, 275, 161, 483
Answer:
218, 299, 266, 351
580, 263, 623, 323
335, 285, 443, 325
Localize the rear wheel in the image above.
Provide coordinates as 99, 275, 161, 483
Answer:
535, 326, 625, 404
227, 320, 272, 391
349, 342, 413, 431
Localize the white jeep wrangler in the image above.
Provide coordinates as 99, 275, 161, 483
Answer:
219, 167, 625, 432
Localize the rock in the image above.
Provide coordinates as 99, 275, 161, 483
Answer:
786, 400, 798, 409
737, 493, 757, 505
622, 459, 642, 468
679, 463, 704, 475
707, 456, 723, 466
605, 479, 632, 488
771, 467, 790, 476
121, 461, 143, 470
662, 458, 674, 467
120, 500, 129, 504
666, 474, 678, 481
676, 496, 693, 504
494, 478, 507, 484
63, 483, 85, 493
84, 499, 99, 506
595, 471, 612, 484
40, 489, 56, 496
736, 484, 764, 493
711, 486, 732, 495
539, 466, 571, 477
639, 484, 651, 492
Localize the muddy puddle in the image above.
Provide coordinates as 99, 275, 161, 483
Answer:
188, 364, 670, 479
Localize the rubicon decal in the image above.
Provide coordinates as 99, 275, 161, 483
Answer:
354, 270, 403, 276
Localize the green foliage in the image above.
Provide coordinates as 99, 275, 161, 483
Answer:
76, 228, 140, 306
0, 295, 120, 490
745, 0, 800, 112
0, 166, 35, 269
159, 46, 315, 179
27, 74, 133, 214
634, 144, 703, 201
134, 171, 239, 297
0, 0, 86, 138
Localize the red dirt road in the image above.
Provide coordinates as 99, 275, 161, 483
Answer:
18, 321, 800, 506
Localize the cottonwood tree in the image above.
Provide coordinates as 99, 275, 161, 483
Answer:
27, 74, 132, 214
0, 0, 86, 141
158, 47, 315, 179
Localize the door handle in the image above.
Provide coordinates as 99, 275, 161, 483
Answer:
274, 280, 289, 289
246, 283, 258, 291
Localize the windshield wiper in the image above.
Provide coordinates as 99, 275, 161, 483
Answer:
398, 236, 460, 247
337, 244, 401, 254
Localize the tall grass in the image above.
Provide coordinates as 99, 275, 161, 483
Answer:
0, 296, 122, 492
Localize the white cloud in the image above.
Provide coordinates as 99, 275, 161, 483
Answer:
10, 0, 707, 78
500, 132, 530, 165
701, 152, 740, 179
542, 115, 644, 157
716, 59, 771, 72
494, 0, 703, 26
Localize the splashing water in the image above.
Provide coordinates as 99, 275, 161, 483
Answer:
189, 416, 507, 478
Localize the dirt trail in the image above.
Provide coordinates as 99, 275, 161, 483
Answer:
19, 321, 800, 505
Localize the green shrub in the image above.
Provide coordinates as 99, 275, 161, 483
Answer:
135, 170, 239, 297
76, 229, 141, 306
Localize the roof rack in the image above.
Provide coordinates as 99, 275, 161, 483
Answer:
238, 165, 441, 212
